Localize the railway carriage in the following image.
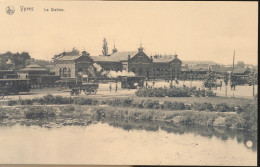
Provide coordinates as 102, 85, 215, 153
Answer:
0, 79, 31, 99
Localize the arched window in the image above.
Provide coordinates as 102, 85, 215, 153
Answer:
68, 68, 71, 78
63, 68, 67, 77
59, 69, 62, 77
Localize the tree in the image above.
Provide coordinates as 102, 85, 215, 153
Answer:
13, 52, 30, 69
102, 38, 108, 56
0, 51, 30, 70
204, 70, 217, 89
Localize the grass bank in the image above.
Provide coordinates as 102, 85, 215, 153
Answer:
0, 101, 257, 131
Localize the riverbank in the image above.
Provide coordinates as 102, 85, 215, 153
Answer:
0, 97, 257, 131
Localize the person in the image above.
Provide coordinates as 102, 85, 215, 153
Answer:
152, 80, 155, 88
109, 84, 112, 92
115, 82, 118, 92
145, 81, 148, 88
170, 80, 173, 88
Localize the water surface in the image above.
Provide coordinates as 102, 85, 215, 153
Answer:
0, 121, 257, 165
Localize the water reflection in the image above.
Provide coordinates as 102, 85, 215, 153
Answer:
101, 118, 257, 152
0, 115, 257, 152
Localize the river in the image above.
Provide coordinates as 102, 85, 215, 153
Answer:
0, 119, 257, 165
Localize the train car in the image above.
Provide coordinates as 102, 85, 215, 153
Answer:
120, 76, 144, 89
69, 83, 99, 96
0, 79, 31, 99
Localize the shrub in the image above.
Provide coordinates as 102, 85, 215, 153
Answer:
177, 102, 185, 110
74, 98, 98, 105
240, 104, 257, 130
205, 90, 216, 97
0, 108, 7, 119
8, 100, 18, 106
192, 102, 214, 111
20, 99, 34, 105
122, 98, 133, 107
62, 105, 75, 112
135, 86, 217, 98
143, 100, 159, 109
215, 103, 230, 112
24, 107, 56, 119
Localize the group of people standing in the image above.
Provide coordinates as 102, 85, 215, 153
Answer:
109, 82, 118, 92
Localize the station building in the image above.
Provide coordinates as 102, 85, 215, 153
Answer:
54, 46, 182, 80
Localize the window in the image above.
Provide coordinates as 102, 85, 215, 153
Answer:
68, 69, 71, 78
156, 68, 160, 76
139, 68, 143, 75
63, 68, 67, 77
132, 68, 136, 73
59, 69, 62, 77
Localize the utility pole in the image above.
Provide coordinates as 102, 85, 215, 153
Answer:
233, 50, 235, 71
252, 73, 255, 98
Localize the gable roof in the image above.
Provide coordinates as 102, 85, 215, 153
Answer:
56, 55, 82, 61
129, 51, 152, 63
171, 57, 182, 63
91, 51, 138, 62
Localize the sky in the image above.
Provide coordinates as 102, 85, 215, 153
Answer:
0, 1, 258, 65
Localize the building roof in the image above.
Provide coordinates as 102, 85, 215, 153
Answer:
183, 61, 215, 65
233, 68, 249, 74
56, 55, 82, 61
153, 57, 173, 63
211, 66, 233, 73
91, 51, 138, 62
19, 64, 48, 72
189, 66, 208, 72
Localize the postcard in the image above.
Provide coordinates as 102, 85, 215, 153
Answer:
0, 1, 258, 166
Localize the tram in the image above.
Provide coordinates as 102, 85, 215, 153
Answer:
0, 79, 31, 99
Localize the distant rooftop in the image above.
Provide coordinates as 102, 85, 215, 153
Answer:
56, 55, 82, 61
91, 51, 138, 62
19, 64, 48, 72
183, 61, 215, 65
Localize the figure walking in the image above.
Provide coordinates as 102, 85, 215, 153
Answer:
109, 84, 112, 92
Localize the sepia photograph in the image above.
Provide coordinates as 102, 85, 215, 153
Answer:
0, 0, 258, 166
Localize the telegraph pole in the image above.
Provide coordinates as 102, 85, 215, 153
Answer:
252, 73, 255, 98
233, 50, 235, 71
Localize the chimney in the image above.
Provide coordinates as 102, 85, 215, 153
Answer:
138, 44, 144, 53
82, 51, 89, 56
112, 44, 118, 54
128, 55, 130, 59
150, 56, 153, 62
